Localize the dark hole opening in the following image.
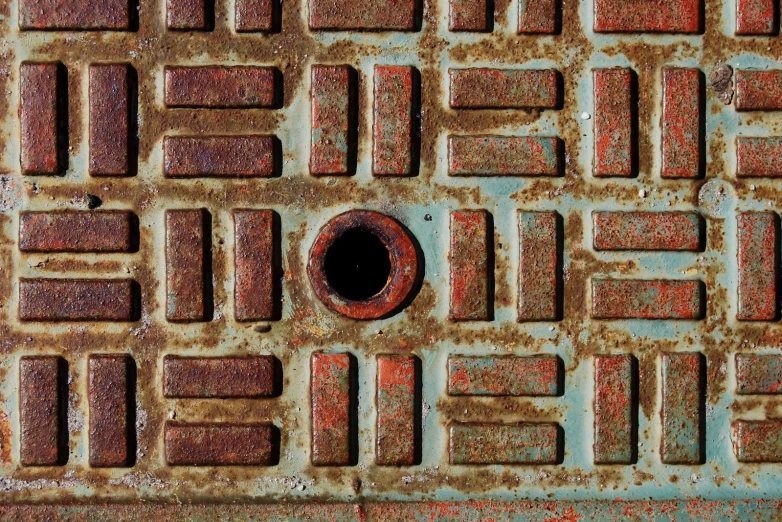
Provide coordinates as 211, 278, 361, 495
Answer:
324, 228, 392, 301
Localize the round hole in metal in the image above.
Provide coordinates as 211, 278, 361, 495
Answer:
308, 210, 419, 320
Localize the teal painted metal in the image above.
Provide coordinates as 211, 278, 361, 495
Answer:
736, 353, 782, 394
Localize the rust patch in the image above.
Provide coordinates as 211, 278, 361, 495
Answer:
88, 354, 131, 467
163, 355, 276, 398
310, 352, 352, 466
164, 66, 279, 108
165, 422, 275, 465
233, 209, 278, 321
18, 279, 137, 321
449, 210, 490, 321
19, 0, 130, 30
19, 62, 64, 176
375, 354, 417, 466
89, 64, 132, 177
19, 211, 135, 253
19, 356, 63, 466
164, 136, 276, 178
165, 209, 207, 323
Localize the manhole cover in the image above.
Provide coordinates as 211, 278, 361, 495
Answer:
1, 0, 782, 518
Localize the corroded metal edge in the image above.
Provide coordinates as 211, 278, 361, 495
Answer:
2, 500, 782, 521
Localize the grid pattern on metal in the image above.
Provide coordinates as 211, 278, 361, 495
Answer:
0, 0, 781, 506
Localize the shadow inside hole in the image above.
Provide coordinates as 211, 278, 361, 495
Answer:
324, 229, 392, 301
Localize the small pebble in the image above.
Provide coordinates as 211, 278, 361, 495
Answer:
638, 189, 647, 198
581, 112, 591, 120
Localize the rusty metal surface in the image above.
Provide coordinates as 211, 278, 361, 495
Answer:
1, 0, 782, 516
87, 353, 131, 468
163, 354, 277, 397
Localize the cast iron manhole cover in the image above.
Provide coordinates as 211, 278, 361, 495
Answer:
1, 0, 782, 518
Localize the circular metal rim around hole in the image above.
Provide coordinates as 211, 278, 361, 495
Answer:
307, 210, 419, 320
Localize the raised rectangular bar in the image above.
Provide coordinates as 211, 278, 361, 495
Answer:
591, 280, 704, 319
592, 212, 702, 251
309, 0, 416, 29
164, 66, 277, 108
518, 0, 557, 33
19, 279, 135, 321
449, 69, 559, 109
19, 211, 134, 253
594, 355, 634, 464
376, 355, 417, 466
447, 355, 559, 396
593, 0, 700, 32
19, 0, 130, 29
449, 136, 561, 176
449, 423, 560, 464
20, 62, 62, 175
518, 211, 559, 321
164, 355, 276, 398
89, 64, 131, 176
449, 0, 488, 31
593, 68, 633, 177
737, 137, 782, 177
311, 352, 352, 466
165, 423, 274, 465
449, 210, 490, 321
89, 354, 131, 467
233, 210, 276, 321
735, 70, 782, 110
736, 353, 782, 394
164, 136, 275, 177
19, 356, 62, 466
736, 0, 776, 35
235, 0, 274, 31
661, 352, 703, 464
165, 209, 207, 322
167, 0, 208, 30
737, 212, 778, 321
732, 420, 782, 462
311, 65, 353, 175
373, 66, 414, 176
662, 68, 702, 178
